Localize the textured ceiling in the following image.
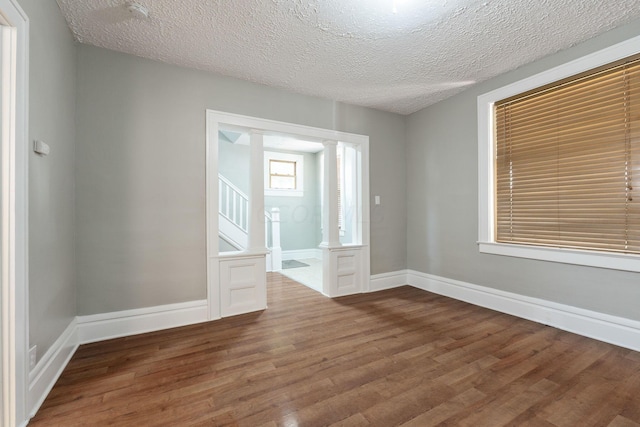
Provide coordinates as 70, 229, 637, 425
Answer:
56, 0, 640, 115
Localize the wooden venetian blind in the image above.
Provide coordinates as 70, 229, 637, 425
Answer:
495, 56, 640, 254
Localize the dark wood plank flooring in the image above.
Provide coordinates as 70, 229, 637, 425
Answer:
29, 273, 640, 426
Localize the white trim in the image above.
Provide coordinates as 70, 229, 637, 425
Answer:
281, 248, 322, 261
478, 34, 640, 273
478, 242, 640, 272
23, 299, 213, 420
206, 115, 220, 320
76, 300, 208, 345
407, 270, 640, 352
0, 1, 28, 425
24, 271, 640, 421
27, 320, 78, 418
369, 270, 408, 292
210, 110, 369, 146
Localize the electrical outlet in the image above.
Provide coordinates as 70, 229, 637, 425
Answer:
29, 345, 37, 369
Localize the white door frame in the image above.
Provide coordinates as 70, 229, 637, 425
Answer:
0, 0, 28, 425
205, 110, 370, 318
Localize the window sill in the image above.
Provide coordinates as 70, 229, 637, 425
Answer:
478, 241, 640, 273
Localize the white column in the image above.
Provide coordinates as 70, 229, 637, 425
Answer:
248, 130, 266, 252
320, 139, 341, 248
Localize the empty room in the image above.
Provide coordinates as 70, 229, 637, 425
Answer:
2, 0, 640, 426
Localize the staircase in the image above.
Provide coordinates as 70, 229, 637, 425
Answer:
218, 174, 282, 271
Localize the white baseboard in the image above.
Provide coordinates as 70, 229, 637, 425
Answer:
407, 270, 640, 352
28, 319, 79, 418
77, 299, 209, 344
26, 271, 640, 421
369, 270, 408, 292
27, 299, 210, 421
282, 249, 322, 261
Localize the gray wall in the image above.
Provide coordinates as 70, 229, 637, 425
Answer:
406, 20, 640, 322
19, 0, 77, 361
76, 45, 407, 315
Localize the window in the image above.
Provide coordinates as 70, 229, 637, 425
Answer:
496, 57, 640, 253
264, 151, 304, 197
269, 159, 296, 190
478, 35, 640, 272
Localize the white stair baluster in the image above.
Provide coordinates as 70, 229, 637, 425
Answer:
217, 174, 281, 266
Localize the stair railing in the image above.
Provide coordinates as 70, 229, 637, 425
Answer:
219, 174, 248, 233
218, 174, 282, 271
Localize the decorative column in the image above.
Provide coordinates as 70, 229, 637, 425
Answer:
320, 140, 341, 248
247, 129, 266, 252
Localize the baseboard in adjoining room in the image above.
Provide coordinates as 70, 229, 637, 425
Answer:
281, 248, 322, 261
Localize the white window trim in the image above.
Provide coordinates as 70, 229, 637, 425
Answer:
264, 151, 304, 197
477, 34, 640, 273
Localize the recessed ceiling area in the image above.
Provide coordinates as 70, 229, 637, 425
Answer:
56, 0, 640, 115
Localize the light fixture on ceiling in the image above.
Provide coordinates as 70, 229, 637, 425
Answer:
392, 0, 412, 14
285, 0, 460, 40
126, 2, 149, 19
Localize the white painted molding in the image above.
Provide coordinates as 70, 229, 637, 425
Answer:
77, 300, 209, 345
25, 269, 640, 422
369, 270, 408, 292
206, 110, 369, 146
26, 299, 210, 420
1, 0, 30, 425
28, 320, 78, 418
407, 270, 640, 352
281, 248, 322, 261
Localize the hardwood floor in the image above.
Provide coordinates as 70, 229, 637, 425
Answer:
30, 273, 640, 426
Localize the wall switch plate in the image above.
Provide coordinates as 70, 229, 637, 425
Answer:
29, 345, 37, 369
375, 195, 381, 205
33, 140, 50, 156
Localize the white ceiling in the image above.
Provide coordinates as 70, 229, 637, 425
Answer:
56, 0, 640, 115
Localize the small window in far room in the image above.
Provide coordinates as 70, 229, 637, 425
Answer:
269, 159, 296, 189
264, 151, 304, 197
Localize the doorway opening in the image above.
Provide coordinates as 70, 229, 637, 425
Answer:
206, 110, 370, 320
217, 130, 324, 292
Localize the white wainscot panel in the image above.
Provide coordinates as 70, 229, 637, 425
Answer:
219, 255, 267, 317
326, 247, 363, 297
